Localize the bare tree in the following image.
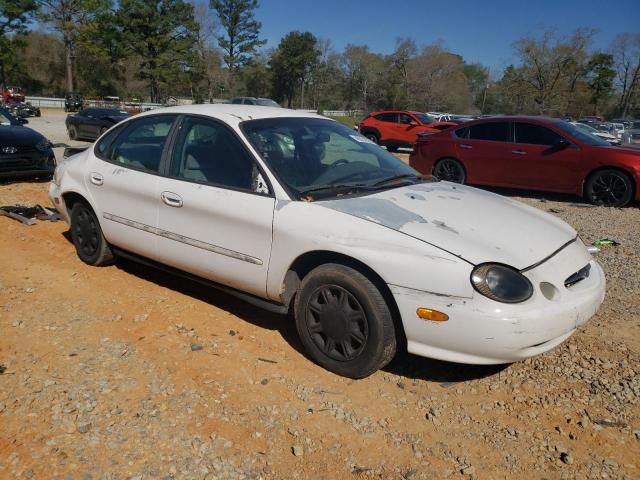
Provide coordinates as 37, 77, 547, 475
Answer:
40, 0, 112, 93
611, 32, 640, 117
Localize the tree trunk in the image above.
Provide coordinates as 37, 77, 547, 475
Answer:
64, 36, 74, 93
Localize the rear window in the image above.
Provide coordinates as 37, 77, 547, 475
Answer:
468, 122, 510, 142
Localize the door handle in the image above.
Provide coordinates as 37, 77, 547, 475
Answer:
512, 150, 527, 155
459, 144, 473, 149
89, 172, 103, 185
161, 191, 183, 208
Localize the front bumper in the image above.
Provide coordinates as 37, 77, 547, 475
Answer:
393, 241, 606, 364
0, 150, 55, 179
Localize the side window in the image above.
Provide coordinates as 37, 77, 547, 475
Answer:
398, 114, 414, 124
106, 115, 175, 172
455, 127, 470, 139
469, 122, 510, 142
374, 113, 397, 123
515, 123, 563, 146
95, 124, 125, 157
170, 117, 269, 194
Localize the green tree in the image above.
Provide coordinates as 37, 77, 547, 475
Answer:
0, 0, 38, 85
114, 0, 200, 103
611, 32, 640, 117
210, 0, 265, 71
586, 52, 615, 114
463, 63, 490, 111
40, 0, 112, 93
270, 31, 319, 108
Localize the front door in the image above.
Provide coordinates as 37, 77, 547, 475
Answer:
511, 122, 581, 192
155, 115, 275, 297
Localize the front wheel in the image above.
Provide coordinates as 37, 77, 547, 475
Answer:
70, 202, 115, 266
364, 133, 379, 144
584, 169, 634, 207
294, 264, 396, 378
68, 125, 78, 141
433, 158, 466, 183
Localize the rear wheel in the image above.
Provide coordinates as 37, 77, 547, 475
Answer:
70, 202, 115, 266
294, 264, 396, 378
68, 125, 78, 141
364, 132, 379, 144
585, 169, 634, 207
433, 158, 466, 183
386, 145, 399, 153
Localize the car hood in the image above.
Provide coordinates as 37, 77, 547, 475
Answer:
0, 125, 46, 146
317, 182, 577, 270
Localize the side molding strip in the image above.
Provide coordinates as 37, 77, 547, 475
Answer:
103, 212, 263, 265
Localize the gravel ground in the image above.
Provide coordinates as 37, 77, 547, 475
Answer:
0, 110, 638, 479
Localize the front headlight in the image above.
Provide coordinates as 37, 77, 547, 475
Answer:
470, 263, 533, 303
36, 139, 51, 152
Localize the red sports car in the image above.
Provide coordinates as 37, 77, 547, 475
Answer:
409, 116, 640, 207
358, 110, 455, 152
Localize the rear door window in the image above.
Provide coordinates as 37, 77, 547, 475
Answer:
469, 122, 510, 142
374, 113, 398, 123
105, 115, 176, 172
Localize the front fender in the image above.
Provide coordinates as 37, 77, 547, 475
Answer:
267, 200, 474, 302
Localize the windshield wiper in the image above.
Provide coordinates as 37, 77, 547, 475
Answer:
372, 173, 421, 187
298, 183, 376, 198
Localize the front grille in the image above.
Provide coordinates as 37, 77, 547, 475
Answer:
565, 264, 591, 288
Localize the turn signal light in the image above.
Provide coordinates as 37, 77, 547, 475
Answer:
416, 308, 449, 322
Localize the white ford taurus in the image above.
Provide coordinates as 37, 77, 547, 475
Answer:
49, 105, 606, 378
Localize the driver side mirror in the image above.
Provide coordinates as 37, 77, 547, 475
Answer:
553, 138, 570, 150
409, 121, 419, 127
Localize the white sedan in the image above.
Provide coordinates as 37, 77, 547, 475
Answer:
49, 105, 606, 378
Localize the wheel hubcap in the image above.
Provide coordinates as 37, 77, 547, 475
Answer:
434, 160, 463, 183
306, 285, 368, 362
590, 174, 628, 205
74, 208, 99, 256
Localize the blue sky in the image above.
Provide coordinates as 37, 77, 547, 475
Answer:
256, 0, 639, 73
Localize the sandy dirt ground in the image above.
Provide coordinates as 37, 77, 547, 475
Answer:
0, 110, 639, 479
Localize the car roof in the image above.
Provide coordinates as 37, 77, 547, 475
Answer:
133, 104, 325, 127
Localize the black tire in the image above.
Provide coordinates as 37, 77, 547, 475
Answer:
386, 145, 399, 153
433, 158, 466, 183
364, 132, 379, 144
68, 125, 78, 141
70, 201, 115, 266
584, 169, 634, 207
294, 264, 396, 378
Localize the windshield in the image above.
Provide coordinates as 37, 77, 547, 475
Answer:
0, 107, 17, 125
554, 121, 610, 146
242, 117, 424, 200
414, 113, 434, 124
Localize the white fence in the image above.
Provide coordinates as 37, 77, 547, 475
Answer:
24, 96, 363, 117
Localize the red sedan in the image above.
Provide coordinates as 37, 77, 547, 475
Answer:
409, 116, 640, 207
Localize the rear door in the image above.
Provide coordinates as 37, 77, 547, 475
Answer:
511, 122, 581, 192
86, 114, 178, 260
372, 113, 398, 143
155, 115, 275, 297
455, 121, 514, 185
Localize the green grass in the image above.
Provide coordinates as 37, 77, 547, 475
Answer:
327, 116, 360, 129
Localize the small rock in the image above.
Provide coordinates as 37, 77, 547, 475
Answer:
560, 452, 574, 465
229, 330, 237, 336
292, 445, 303, 456
190, 344, 203, 351
77, 421, 92, 434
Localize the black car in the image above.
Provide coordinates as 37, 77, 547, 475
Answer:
65, 107, 130, 141
7, 102, 41, 118
64, 93, 83, 112
0, 107, 55, 180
